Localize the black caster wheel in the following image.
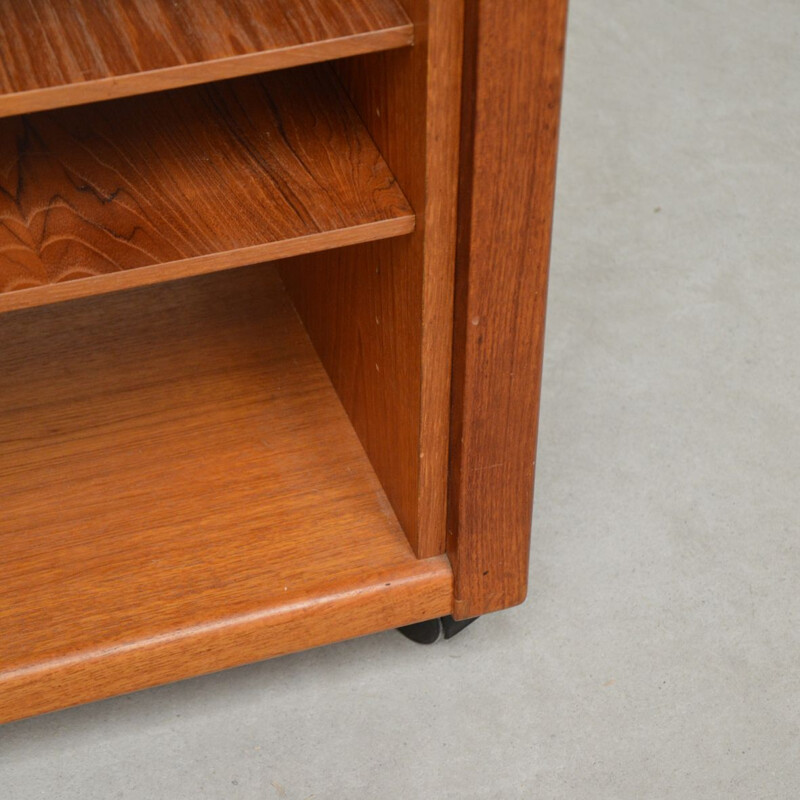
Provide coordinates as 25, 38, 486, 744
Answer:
397, 615, 478, 644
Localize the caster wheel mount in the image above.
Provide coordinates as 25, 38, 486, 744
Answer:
398, 615, 478, 644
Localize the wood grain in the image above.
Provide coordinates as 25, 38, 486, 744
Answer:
0, 65, 413, 313
0, 265, 453, 724
447, 0, 568, 618
281, 0, 464, 557
0, 0, 413, 117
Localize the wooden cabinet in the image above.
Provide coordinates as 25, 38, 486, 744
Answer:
0, 0, 567, 723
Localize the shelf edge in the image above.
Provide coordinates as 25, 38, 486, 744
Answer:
0, 555, 452, 724
0, 215, 414, 315
0, 26, 414, 119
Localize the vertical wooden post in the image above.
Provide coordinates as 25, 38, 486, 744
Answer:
448, 0, 569, 619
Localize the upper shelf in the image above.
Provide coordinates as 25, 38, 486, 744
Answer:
0, 65, 414, 313
0, 0, 413, 117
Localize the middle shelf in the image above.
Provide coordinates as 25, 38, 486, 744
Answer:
0, 65, 414, 313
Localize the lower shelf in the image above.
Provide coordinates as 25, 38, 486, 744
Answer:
0, 265, 452, 723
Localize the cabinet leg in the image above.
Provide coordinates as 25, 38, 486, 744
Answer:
397, 615, 478, 644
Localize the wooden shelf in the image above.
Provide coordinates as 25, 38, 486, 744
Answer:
0, 265, 452, 723
0, 0, 568, 728
0, 0, 413, 117
0, 65, 414, 314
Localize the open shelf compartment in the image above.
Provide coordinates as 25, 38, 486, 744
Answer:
0, 64, 414, 313
0, 0, 413, 117
0, 265, 452, 723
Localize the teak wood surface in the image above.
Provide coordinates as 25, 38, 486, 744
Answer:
0, 0, 412, 117
0, 66, 413, 313
0, 266, 452, 723
0, 0, 569, 722
282, 0, 463, 558
447, 0, 568, 618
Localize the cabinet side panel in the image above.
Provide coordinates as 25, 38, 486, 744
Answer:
281, 1, 463, 557
447, 0, 568, 618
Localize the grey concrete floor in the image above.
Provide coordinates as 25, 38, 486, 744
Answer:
2, 1, 799, 797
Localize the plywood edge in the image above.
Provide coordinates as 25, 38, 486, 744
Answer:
0, 556, 452, 724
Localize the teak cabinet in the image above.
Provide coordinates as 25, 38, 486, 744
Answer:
0, 0, 567, 723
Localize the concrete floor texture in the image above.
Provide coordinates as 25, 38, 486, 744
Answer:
2, 1, 798, 797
